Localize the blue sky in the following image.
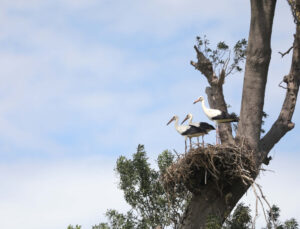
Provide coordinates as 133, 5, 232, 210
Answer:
0, 0, 299, 228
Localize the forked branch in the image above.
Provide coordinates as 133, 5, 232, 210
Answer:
191, 37, 241, 143
260, 25, 300, 161
279, 45, 294, 58
190, 45, 217, 85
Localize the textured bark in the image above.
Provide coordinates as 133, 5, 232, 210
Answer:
205, 85, 234, 145
259, 23, 300, 163
236, 0, 277, 150
179, 1, 280, 228
191, 49, 234, 145
179, 181, 248, 229
179, 0, 300, 227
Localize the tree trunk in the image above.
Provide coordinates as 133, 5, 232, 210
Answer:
179, 181, 248, 229
179, 1, 280, 228
236, 0, 277, 151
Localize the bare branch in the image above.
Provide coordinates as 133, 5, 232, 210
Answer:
223, 52, 231, 74
191, 41, 235, 144
278, 80, 288, 89
259, 25, 300, 161
252, 195, 258, 229
190, 45, 217, 85
279, 45, 294, 57
218, 69, 226, 86
256, 183, 277, 228
251, 184, 268, 224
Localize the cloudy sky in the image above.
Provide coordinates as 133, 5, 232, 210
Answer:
0, 0, 299, 228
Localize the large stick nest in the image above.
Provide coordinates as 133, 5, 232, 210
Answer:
161, 144, 258, 194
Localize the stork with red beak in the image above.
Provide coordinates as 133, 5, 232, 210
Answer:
181, 113, 215, 146
193, 96, 239, 144
167, 115, 208, 152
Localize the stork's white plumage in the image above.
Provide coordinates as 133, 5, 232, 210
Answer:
193, 96, 239, 123
181, 113, 215, 146
167, 115, 207, 152
193, 96, 239, 144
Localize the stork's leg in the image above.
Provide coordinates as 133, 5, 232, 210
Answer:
202, 136, 204, 148
189, 137, 192, 149
216, 125, 220, 144
197, 137, 200, 146
185, 139, 187, 153
216, 127, 218, 144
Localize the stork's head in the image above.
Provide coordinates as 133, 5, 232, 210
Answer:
193, 96, 204, 104
167, 115, 178, 125
181, 113, 192, 124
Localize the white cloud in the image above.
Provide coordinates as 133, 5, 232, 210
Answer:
0, 152, 299, 229
0, 157, 128, 229
0, 0, 299, 228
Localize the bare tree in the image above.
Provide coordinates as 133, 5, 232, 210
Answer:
178, 1, 300, 228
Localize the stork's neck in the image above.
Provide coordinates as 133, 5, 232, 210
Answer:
201, 100, 208, 113
188, 115, 193, 124
174, 117, 179, 130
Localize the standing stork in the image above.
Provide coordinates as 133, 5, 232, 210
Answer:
181, 113, 215, 146
193, 96, 239, 144
167, 115, 207, 152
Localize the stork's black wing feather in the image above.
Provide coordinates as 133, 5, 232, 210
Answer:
190, 122, 215, 129
211, 112, 239, 122
181, 125, 206, 136
199, 122, 215, 130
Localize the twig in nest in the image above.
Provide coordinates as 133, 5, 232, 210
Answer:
256, 183, 277, 228
161, 144, 256, 195
259, 168, 275, 173
173, 149, 180, 158
251, 183, 278, 229
252, 184, 268, 225
278, 45, 293, 58
252, 196, 258, 229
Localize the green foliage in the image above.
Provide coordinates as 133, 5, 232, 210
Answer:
92, 223, 110, 229
223, 203, 252, 229
206, 203, 299, 229
67, 225, 82, 229
265, 205, 299, 229
196, 35, 247, 76
104, 210, 137, 229
68, 146, 298, 229
99, 145, 190, 229
205, 215, 222, 229
283, 218, 299, 229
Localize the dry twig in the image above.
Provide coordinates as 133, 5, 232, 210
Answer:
279, 45, 294, 57
161, 144, 257, 195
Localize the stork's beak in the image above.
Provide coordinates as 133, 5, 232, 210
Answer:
167, 117, 175, 125
193, 98, 200, 104
181, 115, 189, 124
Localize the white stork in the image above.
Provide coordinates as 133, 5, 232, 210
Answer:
167, 115, 207, 152
181, 113, 215, 146
193, 96, 239, 143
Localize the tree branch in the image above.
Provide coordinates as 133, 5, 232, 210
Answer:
259, 24, 300, 162
191, 46, 234, 144
278, 45, 294, 58
236, 0, 277, 151
218, 69, 226, 86
190, 45, 217, 85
